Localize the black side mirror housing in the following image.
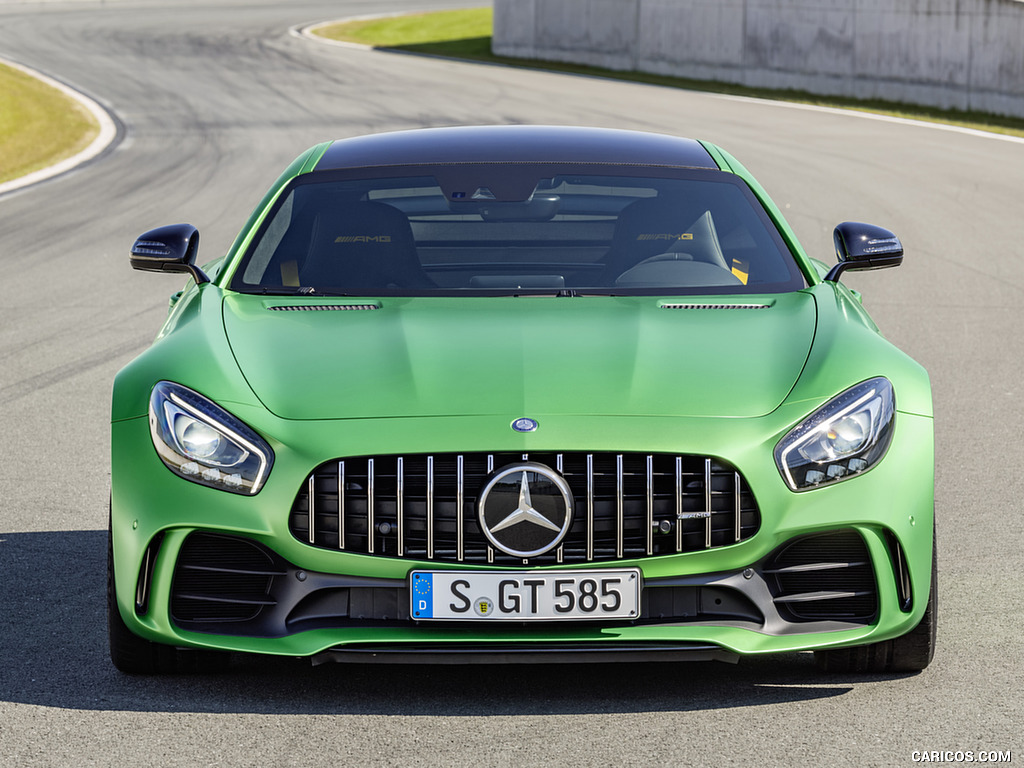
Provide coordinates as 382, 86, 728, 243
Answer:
130, 223, 209, 284
825, 221, 903, 282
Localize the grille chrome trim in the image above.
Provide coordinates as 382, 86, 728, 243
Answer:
675, 457, 683, 553
586, 454, 595, 562
616, 454, 625, 559
704, 458, 713, 549
367, 458, 375, 554
734, 472, 742, 542
645, 455, 654, 556
456, 455, 465, 562
426, 455, 435, 560
338, 460, 345, 550
397, 457, 405, 557
307, 475, 316, 545
290, 452, 761, 565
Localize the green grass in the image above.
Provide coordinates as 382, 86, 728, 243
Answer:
314, 7, 1024, 139
0, 62, 99, 185
319, 8, 493, 53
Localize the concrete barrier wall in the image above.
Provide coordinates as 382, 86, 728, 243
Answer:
493, 0, 1024, 119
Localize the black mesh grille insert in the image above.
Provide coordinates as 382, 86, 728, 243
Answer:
765, 530, 878, 622
171, 533, 286, 624
289, 452, 760, 565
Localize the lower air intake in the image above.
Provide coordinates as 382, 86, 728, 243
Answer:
764, 530, 878, 623
171, 533, 286, 625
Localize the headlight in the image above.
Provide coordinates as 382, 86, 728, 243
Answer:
149, 381, 273, 495
774, 377, 895, 491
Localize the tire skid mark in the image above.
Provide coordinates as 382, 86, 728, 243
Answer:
0, 336, 150, 406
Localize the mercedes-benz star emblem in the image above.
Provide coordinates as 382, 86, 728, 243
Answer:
478, 462, 573, 558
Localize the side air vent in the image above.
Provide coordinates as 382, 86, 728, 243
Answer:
885, 529, 913, 612
268, 304, 380, 312
134, 533, 164, 615
764, 530, 878, 623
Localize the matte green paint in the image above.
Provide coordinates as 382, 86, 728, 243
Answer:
111, 138, 935, 663
223, 293, 816, 420
111, 401, 934, 656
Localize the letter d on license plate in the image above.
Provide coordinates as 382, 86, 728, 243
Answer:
410, 569, 640, 621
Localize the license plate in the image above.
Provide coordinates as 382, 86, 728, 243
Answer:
410, 569, 640, 621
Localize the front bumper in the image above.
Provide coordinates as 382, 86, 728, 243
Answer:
110, 408, 934, 661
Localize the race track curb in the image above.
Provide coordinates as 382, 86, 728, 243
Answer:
0, 57, 119, 197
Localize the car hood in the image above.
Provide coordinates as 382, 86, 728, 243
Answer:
222, 294, 816, 420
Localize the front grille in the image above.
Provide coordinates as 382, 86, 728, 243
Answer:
171, 533, 287, 624
764, 530, 878, 622
289, 452, 760, 565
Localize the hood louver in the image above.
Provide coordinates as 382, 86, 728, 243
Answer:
267, 304, 380, 312
660, 303, 771, 310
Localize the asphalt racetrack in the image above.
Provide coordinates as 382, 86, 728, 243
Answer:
0, 1, 1021, 765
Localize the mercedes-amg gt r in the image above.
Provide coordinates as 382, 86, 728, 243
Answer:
110, 125, 935, 674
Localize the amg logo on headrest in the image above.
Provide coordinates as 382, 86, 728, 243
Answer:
637, 233, 694, 241
335, 235, 392, 243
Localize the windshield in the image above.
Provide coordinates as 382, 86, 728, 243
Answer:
230, 165, 806, 296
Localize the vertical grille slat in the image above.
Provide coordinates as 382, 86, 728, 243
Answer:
615, 454, 624, 559
307, 475, 316, 545
456, 455, 465, 562
426, 455, 435, 560
586, 454, 595, 562
645, 455, 654, 556
367, 458, 375, 554
396, 457, 405, 557
734, 471, 741, 543
675, 457, 683, 553
290, 452, 760, 565
338, 461, 345, 550
704, 458, 713, 550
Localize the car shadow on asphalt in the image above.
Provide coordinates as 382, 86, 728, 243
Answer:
0, 530, 919, 715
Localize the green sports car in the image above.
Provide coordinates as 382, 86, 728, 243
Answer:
110, 125, 935, 674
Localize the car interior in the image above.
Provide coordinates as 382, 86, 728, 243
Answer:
235, 169, 804, 296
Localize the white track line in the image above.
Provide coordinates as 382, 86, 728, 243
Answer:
0, 57, 118, 196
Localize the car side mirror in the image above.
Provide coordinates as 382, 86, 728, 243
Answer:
824, 221, 903, 282
130, 223, 210, 284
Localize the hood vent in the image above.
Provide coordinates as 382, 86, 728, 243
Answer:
660, 303, 771, 310
268, 304, 380, 312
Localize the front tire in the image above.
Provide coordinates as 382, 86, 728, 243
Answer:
814, 543, 937, 674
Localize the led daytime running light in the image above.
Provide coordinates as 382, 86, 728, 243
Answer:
775, 378, 895, 492
149, 382, 273, 495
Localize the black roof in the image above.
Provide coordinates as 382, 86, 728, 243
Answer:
315, 125, 718, 171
